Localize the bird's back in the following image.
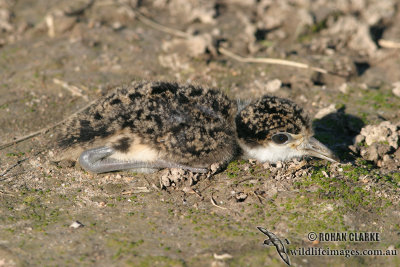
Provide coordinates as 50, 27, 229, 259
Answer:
56, 81, 239, 168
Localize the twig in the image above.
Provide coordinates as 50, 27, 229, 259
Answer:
252, 191, 265, 204
122, 187, 151, 194
53, 78, 88, 101
151, 182, 161, 191
0, 100, 96, 151
0, 157, 30, 178
378, 39, 400, 49
134, 10, 190, 39
213, 253, 233, 260
0, 132, 42, 151
193, 189, 203, 199
287, 160, 307, 173
210, 194, 227, 210
45, 14, 55, 38
0, 150, 42, 179
219, 47, 328, 74
130, 7, 329, 75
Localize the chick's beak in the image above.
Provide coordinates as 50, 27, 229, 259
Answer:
299, 136, 340, 163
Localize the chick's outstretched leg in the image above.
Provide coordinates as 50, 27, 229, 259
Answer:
79, 146, 207, 173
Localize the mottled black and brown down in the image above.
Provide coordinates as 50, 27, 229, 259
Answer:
56, 80, 311, 168
236, 95, 310, 147
57, 81, 239, 167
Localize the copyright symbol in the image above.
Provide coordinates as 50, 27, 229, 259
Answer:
308, 232, 317, 241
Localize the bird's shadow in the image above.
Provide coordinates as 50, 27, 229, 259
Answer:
312, 107, 364, 162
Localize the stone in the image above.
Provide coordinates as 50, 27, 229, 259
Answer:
392, 82, 400, 97
69, 221, 84, 229
360, 144, 379, 162
314, 104, 337, 119
264, 79, 282, 93
360, 121, 399, 149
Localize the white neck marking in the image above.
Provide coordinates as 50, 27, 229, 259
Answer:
240, 142, 305, 162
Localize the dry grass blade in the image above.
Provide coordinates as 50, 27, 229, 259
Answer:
210, 194, 227, 210
252, 191, 265, 204
129, 7, 328, 75
0, 100, 96, 150
219, 47, 328, 74
122, 187, 151, 194
134, 10, 190, 39
0, 150, 42, 178
0, 157, 30, 178
213, 253, 233, 260
53, 78, 88, 101
0, 132, 42, 151
379, 39, 400, 49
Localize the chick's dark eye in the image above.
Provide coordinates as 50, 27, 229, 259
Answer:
272, 133, 289, 144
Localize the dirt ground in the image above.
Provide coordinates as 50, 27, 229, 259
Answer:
0, 0, 400, 266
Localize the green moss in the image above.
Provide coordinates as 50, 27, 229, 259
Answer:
335, 103, 346, 110
294, 163, 384, 211
259, 40, 275, 48
357, 88, 399, 110
23, 196, 37, 204
5, 228, 15, 233
6, 152, 25, 157
382, 173, 400, 187
311, 19, 328, 33
392, 173, 400, 184
335, 85, 400, 124
297, 33, 313, 43
342, 165, 370, 181
226, 161, 241, 178
107, 238, 144, 260
297, 15, 333, 43
0, 103, 9, 109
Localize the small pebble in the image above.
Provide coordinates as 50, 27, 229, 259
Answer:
264, 79, 282, 93
314, 104, 337, 119
339, 83, 348, 94
235, 192, 248, 202
69, 221, 84, 229
392, 82, 400, 97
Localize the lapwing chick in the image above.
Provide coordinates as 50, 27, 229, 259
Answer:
55, 81, 338, 174
236, 95, 339, 163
